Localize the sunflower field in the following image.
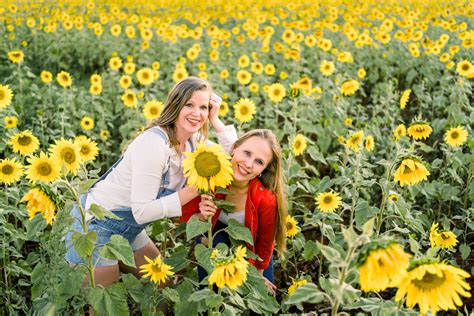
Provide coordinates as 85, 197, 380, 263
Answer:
1, 0, 473, 314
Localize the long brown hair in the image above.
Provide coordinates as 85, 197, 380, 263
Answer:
232, 129, 287, 257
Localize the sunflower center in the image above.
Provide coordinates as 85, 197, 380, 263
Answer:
450, 131, 459, 139
13, 53, 21, 58
84, 120, 90, 125
80, 145, 91, 155
2, 164, 14, 175
127, 94, 134, 101
273, 89, 281, 96
323, 196, 333, 204
151, 263, 163, 273
194, 152, 221, 177
61, 74, 68, 81
149, 106, 159, 115
142, 72, 150, 79
239, 106, 249, 115
18, 135, 32, 146
413, 271, 446, 290
286, 222, 294, 230
440, 232, 451, 240
61, 148, 77, 163
0, 90, 5, 99
294, 140, 301, 149
38, 162, 52, 176
403, 166, 413, 174
461, 64, 469, 71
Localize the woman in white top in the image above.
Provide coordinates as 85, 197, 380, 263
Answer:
65, 77, 237, 287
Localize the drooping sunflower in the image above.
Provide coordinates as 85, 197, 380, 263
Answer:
400, 89, 411, 109
456, 60, 473, 78
0, 84, 14, 109
429, 223, 458, 249
267, 83, 286, 103
315, 191, 342, 213
25, 152, 61, 183
357, 243, 411, 293
74, 135, 99, 162
143, 100, 164, 120
10, 130, 40, 156
346, 130, 364, 152
49, 138, 82, 175
319, 60, 335, 76
0, 158, 23, 185
407, 123, 432, 140
22, 187, 57, 224
183, 142, 233, 192
236, 70, 252, 85
288, 279, 308, 296
364, 135, 375, 151
121, 90, 138, 108
393, 158, 430, 187
286, 215, 299, 237
394, 124, 407, 141
234, 98, 256, 123
291, 134, 307, 156
139, 255, 175, 285
137, 68, 154, 86
56, 71, 73, 88
444, 126, 468, 147
80, 116, 94, 131
208, 246, 249, 290
4, 115, 18, 129
8, 50, 24, 63
40, 71, 53, 84
340, 79, 360, 96
395, 261, 471, 315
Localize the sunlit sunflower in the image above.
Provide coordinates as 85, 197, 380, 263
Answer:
236, 70, 252, 85
364, 135, 374, 151
395, 261, 471, 315
40, 71, 53, 84
0, 158, 23, 185
346, 130, 364, 152
429, 222, 458, 249
137, 68, 154, 86
456, 60, 473, 78
74, 135, 99, 162
119, 75, 132, 89
394, 124, 407, 141
90, 74, 101, 85
288, 279, 307, 296
4, 115, 18, 129
444, 126, 468, 147
388, 193, 398, 202
340, 79, 360, 96
109, 56, 123, 71
10, 130, 40, 156
267, 83, 286, 103
8, 50, 24, 63
344, 118, 353, 126
209, 246, 249, 290
121, 90, 138, 108
22, 187, 57, 224
0, 84, 14, 109
358, 243, 411, 292
319, 60, 335, 76
139, 255, 174, 284
234, 98, 256, 123
56, 71, 73, 88
393, 158, 430, 187
218, 101, 229, 117
80, 116, 94, 131
400, 89, 411, 109
357, 68, 367, 79
89, 84, 102, 95
286, 215, 299, 237
100, 130, 109, 140
315, 191, 342, 212
49, 138, 82, 175
183, 142, 233, 192
291, 134, 307, 156
25, 152, 61, 183
143, 100, 164, 120
407, 123, 432, 140
172, 68, 188, 82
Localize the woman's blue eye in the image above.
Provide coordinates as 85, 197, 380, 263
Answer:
256, 160, 264, 165
200, 105, 208, 110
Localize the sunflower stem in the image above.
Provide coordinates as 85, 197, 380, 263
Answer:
318, 218, 325, 278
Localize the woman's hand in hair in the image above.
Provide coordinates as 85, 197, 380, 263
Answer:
198, 194, 217, 220
208, 93, 226, 133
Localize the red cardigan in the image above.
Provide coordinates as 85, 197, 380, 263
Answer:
180, 178, 277, 270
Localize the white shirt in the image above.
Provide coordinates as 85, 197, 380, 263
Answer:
85, 125, 238, 224
218, 210, 245, 225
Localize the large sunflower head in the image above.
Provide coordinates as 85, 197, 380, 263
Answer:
183, 142, 233, 192
109, 56, 123, 70
407, 123, 432, 140
444, 126, 468, 147
315, 191, 342, 212
48, 138, 82, 175
208, 246, 249, 290
456, 60, 473, 78
56, 71, 73, 88
139, 255, 175, 284
393, 157, 430, 187
8, 50, 24, 63
74, 135, 99, 162
26, 152, 61, 183
285, 215, 299, 237
320, 60, 335, 76
236, 70, 252, 85
121, 90, 138, 108
0, 84, 14, 109
429, 222, 458, 249
0, 158, 23, 185
10, 130, 40, 156
137, 67, 154, 86
40, 71, 53, 84
22, 187, 57, 224
340, 79, 360, 96
143, 100, 164, 120
267, 83, 286, 103
234, 98, 256, 123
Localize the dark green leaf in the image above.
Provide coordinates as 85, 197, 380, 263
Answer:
186, 215, 210, 241
225, 219, 254, 246
88, 283, 129, 315
99, 235, 135, 267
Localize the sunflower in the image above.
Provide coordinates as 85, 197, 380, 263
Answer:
4, 115, 18, 129
22, 187, 57, 224
340, 80, 360, 96
400, 89, 411, 109
121, 90, 138, 108
139, 255, 174, 285
344, 118, 353, 126
40, 71, 53, 84
100, 130, 109, 140
319, 60, 335, 76
209, 246, 249, 290
183, 142, 233, 192
0, 158, 23, 185
137, 68, 154, 86
393, 158, 430, 187
90, 74, 102, 85
267, 83, 286, 103
236, 70, 252, 85
388, 193, 398, 202
80, 116, 94, 131
315, 191, 342, 213
119, 75, 132, 89
407, 123, 432, 140
456, 60, 473, 78
143, 100, 164, 120
220, 69, 229, 79
291, 134, 307, 156
346, 130, 364, 152
218, 101, 229, 117
357, 68, 367, 79
358, 243, 411, 292
25, 152, 61, 183
10, 130, 40, 156
172, 68, 188, 82
49, 138, 82, 175
288, 279, 307, 296
89, 84, 102, 95
234, 98, 256, 123
365, 135, 375, 151
8, 50, 24, 63
109, 56, 123, 71
444, 126, 468, 147
394, 124, 407, 141
286, 215, 299, 237
0, 84, 14, 109
429, 223, 458, 249
289, 83, 300, 99
74, 135, 99, 162
124, 62, 136, 74
395, 261, 471, 315
56, 71, 73, 88
238, 55, 250, 68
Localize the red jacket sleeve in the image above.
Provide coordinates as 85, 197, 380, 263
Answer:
179, 196, 201, 222
253, 191, 277, 270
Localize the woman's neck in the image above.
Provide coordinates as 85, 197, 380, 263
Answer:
175, 129, 192, 151
231, 180, 249, 192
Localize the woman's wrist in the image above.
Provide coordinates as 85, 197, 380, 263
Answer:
209, 116, 226, 133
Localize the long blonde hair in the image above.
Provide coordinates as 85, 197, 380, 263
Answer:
232, 129, 287, 257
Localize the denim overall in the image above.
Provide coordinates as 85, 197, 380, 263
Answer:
65, 127, 194, 267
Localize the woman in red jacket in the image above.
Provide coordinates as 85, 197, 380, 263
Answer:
180, 129, 287, 292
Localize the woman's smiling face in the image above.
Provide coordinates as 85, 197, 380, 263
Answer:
231, 136, 273, 184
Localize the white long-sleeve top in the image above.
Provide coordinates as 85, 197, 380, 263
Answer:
85, 125, 238, 225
